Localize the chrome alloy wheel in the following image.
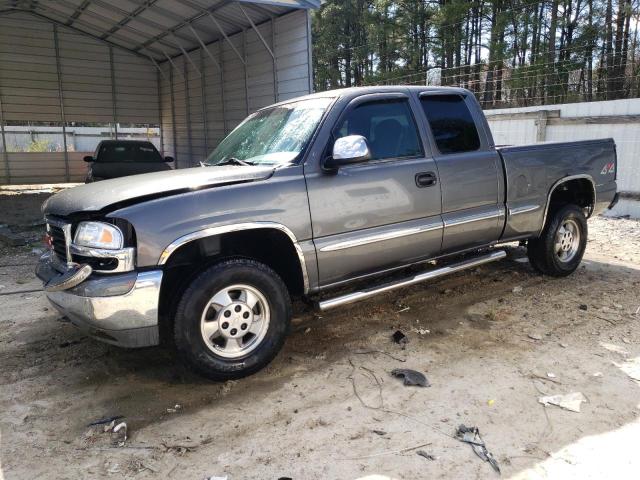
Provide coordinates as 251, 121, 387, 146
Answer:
554, 218, 580, 262
200, 284, 270, 359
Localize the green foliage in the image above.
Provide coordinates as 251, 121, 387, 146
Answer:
312, 0, 640, 107
25, 139, 55, 152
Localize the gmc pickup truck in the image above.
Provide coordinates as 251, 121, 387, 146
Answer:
36, 86, 618, 380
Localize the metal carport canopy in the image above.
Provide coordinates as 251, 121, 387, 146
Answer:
0, 0, 319, 66
0, 0, 319, 184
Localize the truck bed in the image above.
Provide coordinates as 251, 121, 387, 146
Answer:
497, 138, 617, 240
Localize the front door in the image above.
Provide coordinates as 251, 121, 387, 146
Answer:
305, 93, 443, 287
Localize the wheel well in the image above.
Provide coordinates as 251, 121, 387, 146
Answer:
157, 229, 305, 344
548, 178, 595, 215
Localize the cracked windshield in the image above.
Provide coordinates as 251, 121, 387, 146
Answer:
204, 97, 333, 167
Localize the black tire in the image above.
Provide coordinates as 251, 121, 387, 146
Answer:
174, 258, 291, 381
527, 204, 588, 277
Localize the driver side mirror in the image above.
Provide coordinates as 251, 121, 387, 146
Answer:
164, 156, 174, 163
324, 135, 371, 170
83, 155, 94, 163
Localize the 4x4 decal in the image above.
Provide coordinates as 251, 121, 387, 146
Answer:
600, 162, 615, 175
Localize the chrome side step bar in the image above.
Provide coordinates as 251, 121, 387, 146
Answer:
317, 250, 507, 311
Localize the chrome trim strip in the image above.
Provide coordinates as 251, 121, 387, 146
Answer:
46, 217, 73, 266
539, 174, 596, 235
443, 211, 502, 228
62, 223, 72, 266
508, 204, 540, 216
70, 244, 136, 273
319, 223, 442, 253
158, 222, 310, 294
318, 250, 507, 311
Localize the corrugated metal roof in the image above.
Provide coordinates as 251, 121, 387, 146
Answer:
0, 0, 319, 62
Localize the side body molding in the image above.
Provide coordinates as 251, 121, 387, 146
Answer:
539, 174, 596, 235
157, 222, 310, 294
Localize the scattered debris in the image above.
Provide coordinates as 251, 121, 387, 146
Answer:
455, 425, 500, 473
579, 304, 588, 311
560, 343, 568, 348
487, 399, 495, 407
411, 327, 430, 335
396, 306, 410, 313
102, 420, 128, 446
353, 350, 406, 362
392, 330, 409, 346
514, 257, 529, 263
304, 327, 311, 334
512, 286, 523, 293
599, 342, 629, 356
204, 476, 228, 480
593, 372, 603, 377
166, 404, 182, 413
416, 450, 436, 461
547, 372, 556, 379
112, 422, 127, 445
87, 415, 124, 427
614, 357, 640, 382
372, 429, 387, 436
161, 436, 213, 455
390, 368, 430, 387
340, 441, 432, 460
528, 333, 543, 341
538, 392, 587, 413
529, 372, 561, 384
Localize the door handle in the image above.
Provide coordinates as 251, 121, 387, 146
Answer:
415, 171, 437, 188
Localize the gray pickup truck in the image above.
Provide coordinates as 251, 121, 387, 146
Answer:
36, 86, 618, 380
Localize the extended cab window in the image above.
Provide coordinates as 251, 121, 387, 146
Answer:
335, 99, 422, 161
421, 95, 480, 154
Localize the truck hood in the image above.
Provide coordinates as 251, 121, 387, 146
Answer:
43, 165, 275, 216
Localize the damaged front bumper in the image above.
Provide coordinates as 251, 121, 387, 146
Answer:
36, 252, 162, 348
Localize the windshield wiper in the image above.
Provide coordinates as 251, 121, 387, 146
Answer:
216, 157, 255, 166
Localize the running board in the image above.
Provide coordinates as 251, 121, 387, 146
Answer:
317, 250, 507, 311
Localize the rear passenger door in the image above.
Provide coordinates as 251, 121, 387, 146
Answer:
306, 93, 443, 287
419, 93, 504, 253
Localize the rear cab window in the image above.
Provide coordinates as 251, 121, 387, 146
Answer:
96, 142, 164, 163
420, 94, 481, 154
334, 99, 423, 161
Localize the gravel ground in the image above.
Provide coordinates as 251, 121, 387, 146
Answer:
1, 190, 639, 480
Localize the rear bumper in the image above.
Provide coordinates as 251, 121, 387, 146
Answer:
36, 253, 162, 348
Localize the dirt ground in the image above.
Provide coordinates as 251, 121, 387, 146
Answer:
1, 188, 639, 480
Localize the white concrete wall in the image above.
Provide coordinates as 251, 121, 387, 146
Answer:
4, 126, 160, 153
485, 99, 640, 197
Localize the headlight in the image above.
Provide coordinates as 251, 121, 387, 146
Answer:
74, 222, 123, 250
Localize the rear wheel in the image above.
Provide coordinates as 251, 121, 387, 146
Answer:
527, 204, 587, 277
174, 258, 291, 380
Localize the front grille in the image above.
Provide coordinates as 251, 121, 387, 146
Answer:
48, 222, 69, 263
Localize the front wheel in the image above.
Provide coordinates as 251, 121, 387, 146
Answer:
527, 204, 588, 277
174, 258, 291, 380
